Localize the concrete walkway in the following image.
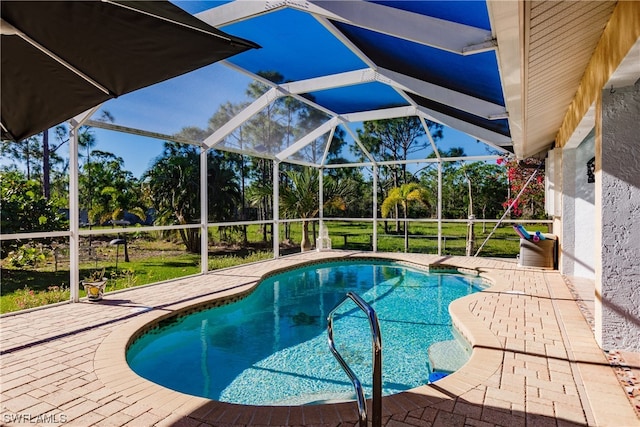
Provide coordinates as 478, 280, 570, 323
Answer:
1, 252, 638, 426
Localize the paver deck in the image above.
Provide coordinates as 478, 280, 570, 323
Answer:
1, 251, 638, 427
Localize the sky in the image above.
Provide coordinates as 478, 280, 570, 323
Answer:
89, 62, 256, 177
69, 66, 492, 178
0, 1, 500, 177
1, 57, 490, 179
90, 75, 492, 179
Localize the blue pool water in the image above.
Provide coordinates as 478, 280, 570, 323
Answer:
126, 260, 484, 405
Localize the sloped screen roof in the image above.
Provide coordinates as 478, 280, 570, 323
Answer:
224, 8, 368, 82
73, 0, 515, 166
184, 0, 513, 164
334, 22, 505, 107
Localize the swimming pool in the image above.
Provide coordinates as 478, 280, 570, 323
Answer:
126, 259, 485, 405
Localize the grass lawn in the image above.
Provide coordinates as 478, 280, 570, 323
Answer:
0, 252, 201, 313
322, 220, 536, 258
0, 235, 271, 313
1, 221, 549, 313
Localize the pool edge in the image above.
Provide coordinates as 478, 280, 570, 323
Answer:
94, 252, 507, 425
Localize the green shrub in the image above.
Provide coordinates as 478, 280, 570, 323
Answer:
208, 251, 272, 270
6, 244, 50, 268
10, 286, 70, 311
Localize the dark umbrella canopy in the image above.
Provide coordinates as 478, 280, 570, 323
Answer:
1, 1, 259, 142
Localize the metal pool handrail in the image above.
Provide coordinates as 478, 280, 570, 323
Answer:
327, 292, 382, 427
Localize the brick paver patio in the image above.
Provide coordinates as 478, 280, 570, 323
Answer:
1, 251, 638, 426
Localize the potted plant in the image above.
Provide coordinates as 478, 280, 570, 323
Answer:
82, 268, 107, 301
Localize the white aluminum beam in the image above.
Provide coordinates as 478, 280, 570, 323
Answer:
437, 163, 442, 255
222, 60, 279, 89
340, 121, 377, 165
281, 68, 375, 94
195, 1, 285, 27
0, 231, 70, 241
376, 67, 507, 120
75, 105, 102, 125
374, 155, 500, 167
341, 106, 417, 123
84, 120, 204, 147
324, 161, 373, 169
372, 164, 378, 252
195, 1, 509, 160
416, 106, 512, 149
282, 158, 318, 168
278, 66, 508, 123
462, 40, 500, 56
223, 60, 344, 120
318, 168, 324, 222
313, 15, 379, 70
421, 116, 441, 160
212, 145, 276, 161
199, 0, 499, 57
320, 126, 336, 167
272, 160, 280, 258
440, 155, 502, 162
305, 1, 495, 55
200, 148, 208, 275
203, 87, 281, 148
68, 122, 80, 303
276, 117, 340, 161
68, 111, 95, 303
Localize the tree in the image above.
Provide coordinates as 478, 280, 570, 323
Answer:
246, 180, 273, 238
0, 112, 114, 202
381, 183, 429, 252
417, 147, 467, 219
0, 136, 43, 181
1, 171, 68, 259
417, 147, 508, 220
144, 142, 241, 253
499, 158, 545, 219
463, 162, 508, 226
0, 171, 67, 235
324, 127, 351, 169
356, 117, 443, 232
242, 72, 287, 242
279, 167, 353, 252
144, 144, 200, 252
209, 102, 252, 243
79, 150, 145, 226
208, 152, 242, 223
357, 118, 442, 185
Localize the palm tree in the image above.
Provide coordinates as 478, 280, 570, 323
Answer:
144, 144, 240, 253
144, 147, 201, 252
280, 168, 352, 252
381, 183, 429, 252
247, 180, 274, 243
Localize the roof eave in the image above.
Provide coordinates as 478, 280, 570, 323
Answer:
487, 0, 525, 158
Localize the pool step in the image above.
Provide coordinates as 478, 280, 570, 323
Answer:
304, 395, 358, 405
274, 390, 357, 406
428, 339, 470, 376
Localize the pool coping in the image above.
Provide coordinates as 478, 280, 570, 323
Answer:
96, 255, 503, 425
2, 251, 638, 426
90, 254, 553, 425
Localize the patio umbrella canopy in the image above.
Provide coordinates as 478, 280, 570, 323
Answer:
0, 0, 259, 142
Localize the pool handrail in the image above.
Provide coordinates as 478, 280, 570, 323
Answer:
327, 291, 382, 427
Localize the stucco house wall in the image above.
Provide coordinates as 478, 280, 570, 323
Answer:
595, 80, 640, 350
